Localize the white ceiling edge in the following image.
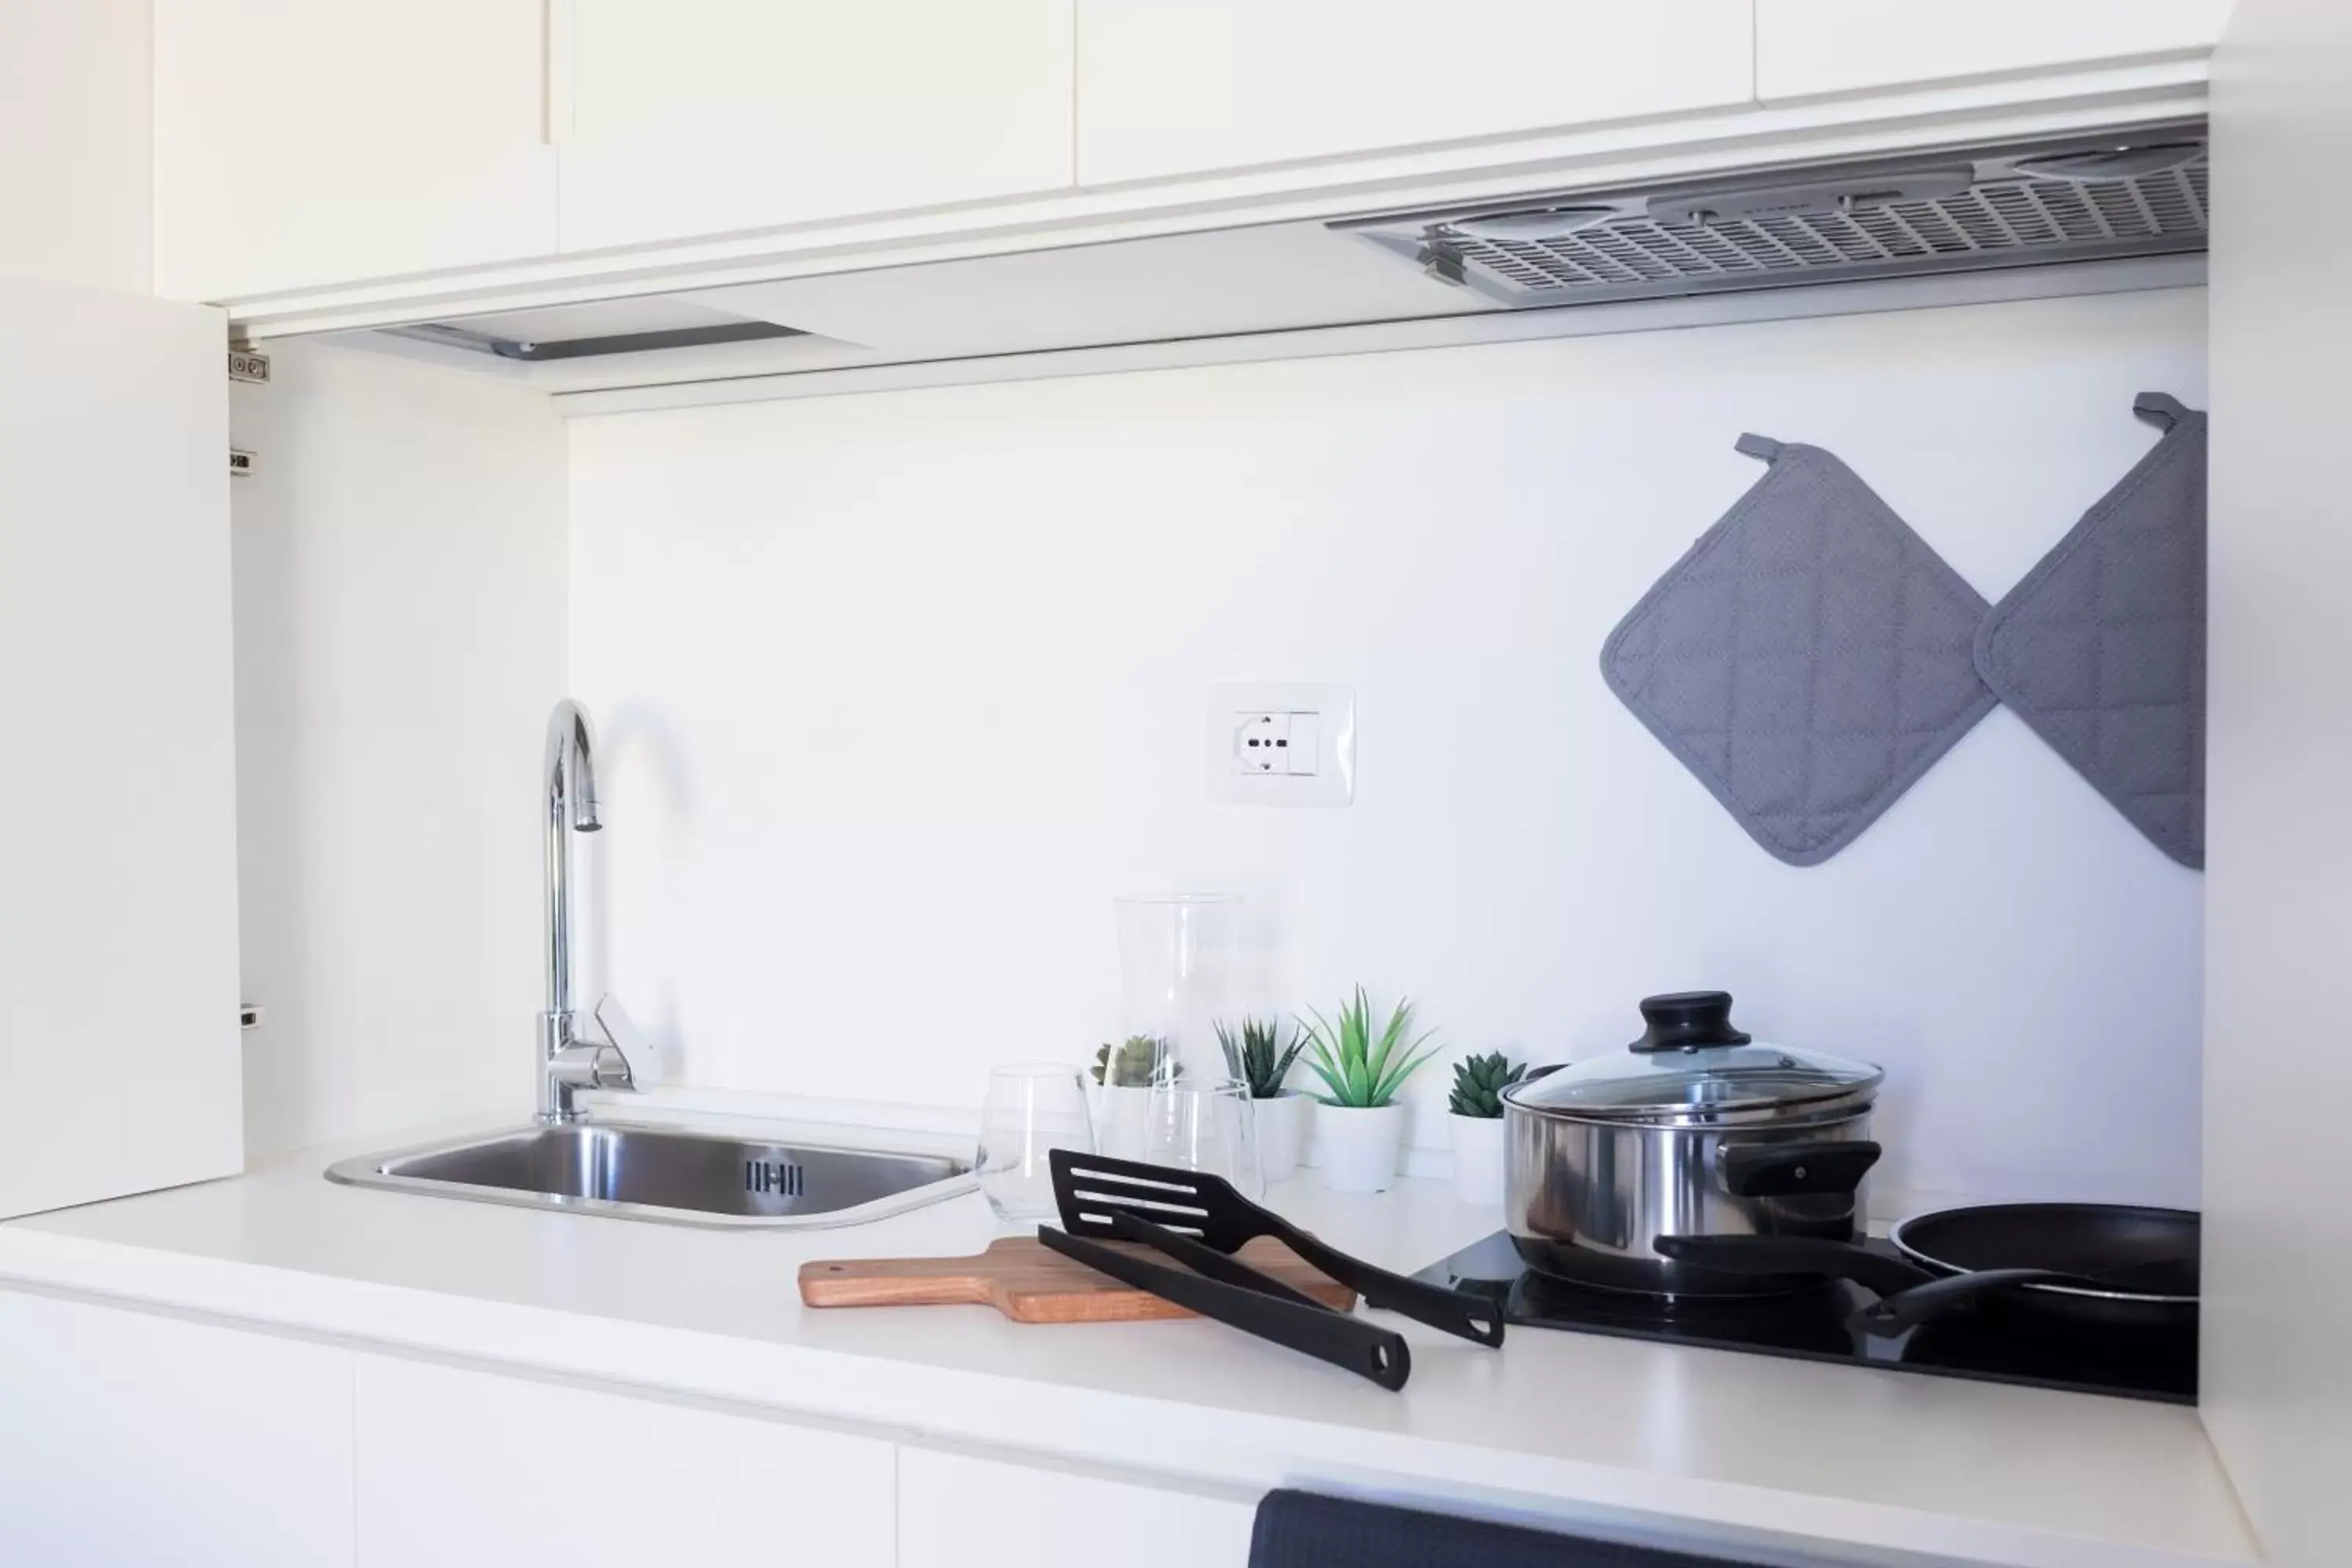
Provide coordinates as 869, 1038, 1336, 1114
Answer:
550, 255, 2208, 421
227, 66, 2209, 341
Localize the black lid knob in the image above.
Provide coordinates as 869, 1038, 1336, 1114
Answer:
1628, 991, 1752, 1054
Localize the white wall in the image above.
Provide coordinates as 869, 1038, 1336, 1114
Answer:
569, 288, 2207, 1210
232, 343, 568, 1156
0, 0, 151, 292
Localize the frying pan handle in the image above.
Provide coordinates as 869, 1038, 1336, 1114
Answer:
1652, 1232, 1936, 1298
1037, 1225, 1412, 1391
1848, 1268, 2078, 1338
1719, 1140, 1881, 1198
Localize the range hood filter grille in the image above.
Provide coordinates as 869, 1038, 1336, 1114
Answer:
1356, 151, 2207, 308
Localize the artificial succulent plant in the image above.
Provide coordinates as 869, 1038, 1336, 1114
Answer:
1446, 1050, 1526, 1119
1214, 1016, 1308, 1099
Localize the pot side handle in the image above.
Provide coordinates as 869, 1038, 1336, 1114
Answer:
1719, 1139, 1882, 1198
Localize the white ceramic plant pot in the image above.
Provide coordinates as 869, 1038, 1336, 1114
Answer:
1447, 1112, 1508, 1207
1251, 1091, 1310, 1182
1316, 1102, 1407, 1193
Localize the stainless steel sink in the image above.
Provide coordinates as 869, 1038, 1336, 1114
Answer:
326, 1121, 976, 1229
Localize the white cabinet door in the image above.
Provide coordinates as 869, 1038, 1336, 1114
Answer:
1073, 1, 1754, 187
0, 0, 152, 294
1755, 1, 2233, 101
153, 0, 558, 302
898, 1446, 1258, 1568
0, 275, 242, 1220
557, 0, 1075, 254
354, 1355, 896, 1566
0, 1290, 356, 1567
2203, 3, 2352, 1563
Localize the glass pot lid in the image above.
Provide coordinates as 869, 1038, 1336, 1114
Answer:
1506, 991, 1882, 1120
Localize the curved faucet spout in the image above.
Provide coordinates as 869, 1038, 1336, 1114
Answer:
541, 699, 601, 1119
538, 700, 655, 1120
545, 698, 601, 833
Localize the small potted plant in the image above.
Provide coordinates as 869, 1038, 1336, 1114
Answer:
1215, 1016, 1311, 1181
1445, 1051, 1525, 1207
1298, 986, 1438, 1193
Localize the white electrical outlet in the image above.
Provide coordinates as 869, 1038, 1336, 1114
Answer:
1207, 684, 1354, 805
1234, 711, 1288, 774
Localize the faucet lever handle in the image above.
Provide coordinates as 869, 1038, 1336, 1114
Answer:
592, 993, 662, 1091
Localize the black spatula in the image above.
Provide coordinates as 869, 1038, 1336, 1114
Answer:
1047, 1149, 1504, 1347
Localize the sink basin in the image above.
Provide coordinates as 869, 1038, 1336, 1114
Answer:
325, 1120, 976, 1229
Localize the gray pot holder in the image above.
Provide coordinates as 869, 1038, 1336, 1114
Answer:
1601, 435, 1998, 866
1973, 394, 2206, 868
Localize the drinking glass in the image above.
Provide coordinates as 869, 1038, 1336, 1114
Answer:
976, 1064, 1094, 1221
1142, 1080, 1265, 1201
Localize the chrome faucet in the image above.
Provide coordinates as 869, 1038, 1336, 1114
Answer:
539, 699, 659, 1122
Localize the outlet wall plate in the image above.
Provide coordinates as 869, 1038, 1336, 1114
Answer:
1207, 683, 1355, 806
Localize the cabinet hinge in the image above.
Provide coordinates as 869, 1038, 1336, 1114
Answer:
228, 348, 270, 384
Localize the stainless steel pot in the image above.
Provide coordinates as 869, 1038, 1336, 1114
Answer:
1501, 991, 1883, 1296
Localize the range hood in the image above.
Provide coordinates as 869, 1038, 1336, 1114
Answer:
1334, 129, 2208, 309
347, 124, 2209, 405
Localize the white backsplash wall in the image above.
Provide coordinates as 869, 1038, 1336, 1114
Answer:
569, 286, 2207, 1209
234, 343, 568, 1156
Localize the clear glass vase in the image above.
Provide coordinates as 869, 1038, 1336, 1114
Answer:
1112, 893, 1241, 1087
1099, 894, 1240, 1160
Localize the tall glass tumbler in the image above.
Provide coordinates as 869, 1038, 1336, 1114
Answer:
976, 1064, 1094, 1221
1142, 1080, 1265, 1201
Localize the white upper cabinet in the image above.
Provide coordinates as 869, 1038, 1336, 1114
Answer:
1072, 1, 1755, 187
0, 0, 152, 294
555, 0, 1076, 254
1755, 0, 2234, 102
152, 0, 558, 302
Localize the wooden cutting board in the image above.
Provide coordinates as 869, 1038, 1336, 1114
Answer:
798, 1236, 1355, 1323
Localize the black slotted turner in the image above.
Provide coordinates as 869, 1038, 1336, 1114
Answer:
1047, 1149, 1504, 1348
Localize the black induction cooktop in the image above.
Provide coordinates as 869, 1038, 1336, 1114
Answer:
1414, 1231, 2194, 1404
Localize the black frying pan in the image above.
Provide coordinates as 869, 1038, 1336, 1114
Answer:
1655, 1203, 2198, 1338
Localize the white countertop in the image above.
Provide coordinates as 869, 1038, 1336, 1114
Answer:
0, 1113, 2256, 1568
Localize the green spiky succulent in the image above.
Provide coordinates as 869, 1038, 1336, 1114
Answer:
1214, 1016, 1308, 1100
1091, 1034, 1174, 1087
1298, 986, 1438, 1109
1446, 1051, 1526, 1119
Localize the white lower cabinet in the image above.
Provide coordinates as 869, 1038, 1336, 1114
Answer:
0, 1290, 357, 1568
898, 1445, 1258, 1568
0, 1288, 1250, 1568
353, 1354, 895, 1566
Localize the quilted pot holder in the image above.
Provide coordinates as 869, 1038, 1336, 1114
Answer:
1973, 393, 2206, 868
1602, 434, 1998, 866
